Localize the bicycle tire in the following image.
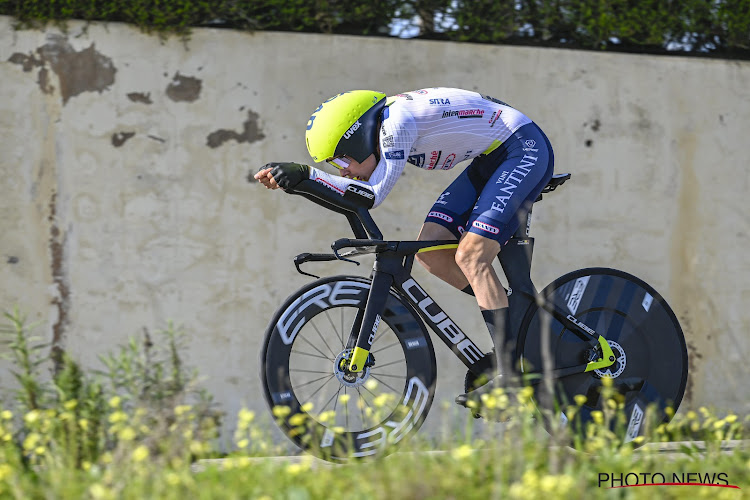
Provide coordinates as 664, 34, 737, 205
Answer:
517, 268, 688, 447
261, 275, 437, 462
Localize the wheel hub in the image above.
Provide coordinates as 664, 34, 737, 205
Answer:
594, 340, 627, 378
334, 349, 373, 387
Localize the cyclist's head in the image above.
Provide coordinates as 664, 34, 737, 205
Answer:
305, 90, 386, 167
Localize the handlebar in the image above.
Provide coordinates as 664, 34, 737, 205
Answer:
287, 179, 383, 240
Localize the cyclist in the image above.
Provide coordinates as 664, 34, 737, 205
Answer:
254, 88, 554, 411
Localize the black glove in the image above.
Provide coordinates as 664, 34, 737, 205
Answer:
264, 162, 310, 190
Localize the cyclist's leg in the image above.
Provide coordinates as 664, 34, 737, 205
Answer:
458, 123, 554, 392
415, 222, 468, 290
415, 164, 479, 291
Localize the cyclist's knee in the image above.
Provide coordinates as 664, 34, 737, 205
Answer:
455, 236, 498, 277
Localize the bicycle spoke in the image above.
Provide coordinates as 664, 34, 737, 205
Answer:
372, 340, 400, 355
355, 387, 367, 426
369, 375, 403, 395
297, 333, 333, 361
304, 374, 337, 402
321, 384, 343, 414
344, 387, 350, 429
323, 309, 345, 351
340, 307, 345, 348
291, 349, 331, 361
371, 359, 405, 370
309, 318, 337, 358
290, 368, 332, 375
295, 373, 335, 391
369, 372, 404, 379
370, 325, 394, 348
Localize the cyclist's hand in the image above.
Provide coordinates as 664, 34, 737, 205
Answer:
254, 162, 310, 191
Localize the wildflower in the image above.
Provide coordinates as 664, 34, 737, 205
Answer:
108, 396, 122, 408
24, 410, 40, 425
591, 411, 604, 425
237, 439, 249, 449
1, 411, 12, 420
108, 411, 127, 424
338, 394, 351, 404
63, 400, 78, 411
175, 405, 192, 416
289, 413, 307, 426
22, 433, 41, 451
118, 427, 136, 441
272, 406, 291, 418
131, 445, 149, 462
574, 395, 587, 406
451, 445, 473, 459
300, 402, 314, 413
89, 484, 109, 500
238, 408, 255, 425
373, 394, 389, 407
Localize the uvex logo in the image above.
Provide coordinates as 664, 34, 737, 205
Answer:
343, 120, 361, 139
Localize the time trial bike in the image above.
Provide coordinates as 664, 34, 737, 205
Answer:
259, 173, 688, 462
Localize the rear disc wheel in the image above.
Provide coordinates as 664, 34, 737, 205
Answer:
518, 268, 688, 447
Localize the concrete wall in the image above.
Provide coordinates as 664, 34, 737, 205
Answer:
1, 17, 749, 439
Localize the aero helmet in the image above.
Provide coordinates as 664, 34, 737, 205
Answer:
305, 90, 387, 164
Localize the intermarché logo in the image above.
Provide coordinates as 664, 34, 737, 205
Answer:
598, 471, 741, 489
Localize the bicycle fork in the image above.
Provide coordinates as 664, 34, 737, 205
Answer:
345, 267, 393, 373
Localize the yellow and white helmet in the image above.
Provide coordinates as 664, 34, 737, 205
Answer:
305, 90, 386, 164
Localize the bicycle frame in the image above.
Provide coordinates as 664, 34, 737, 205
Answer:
290, 179, 616, 384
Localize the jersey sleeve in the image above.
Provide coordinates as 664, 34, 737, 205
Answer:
367, 106, 417, 207
307, 105, 417, 208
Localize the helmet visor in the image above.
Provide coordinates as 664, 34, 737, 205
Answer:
327, 155, 352, 170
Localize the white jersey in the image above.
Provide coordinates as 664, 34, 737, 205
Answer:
309, 88, 532, 207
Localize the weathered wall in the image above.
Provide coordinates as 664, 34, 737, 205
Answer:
1, 17, 749, 440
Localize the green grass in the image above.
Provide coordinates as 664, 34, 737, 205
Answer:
0, 310, 747, 499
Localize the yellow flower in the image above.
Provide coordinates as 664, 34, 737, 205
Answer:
88, 484, 109, 500
108, 396, 122, 408
174, 405, 192, 416
451, 445, 473, 459
574, 395, 587, 406
22, 433, 41, 451
238, 408, 255, 424
24, 410, 40, 425
108, 411, 127, 424
373, 394, 391, 407
0, 464, 13, 481
289, 413, 307, 426
131, 445, 149, 462
300, 402, 314, 413
272, 406, 291, 418
78, 419, 89, 431
591, 411, 604, 425
237, 439, 249, 449
338, 394, 351, 404
118, 427, 136, 441
63, 400, 78, 411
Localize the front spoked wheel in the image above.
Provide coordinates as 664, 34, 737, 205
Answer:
261, 276, 437, 462
518, 268, 688, 447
